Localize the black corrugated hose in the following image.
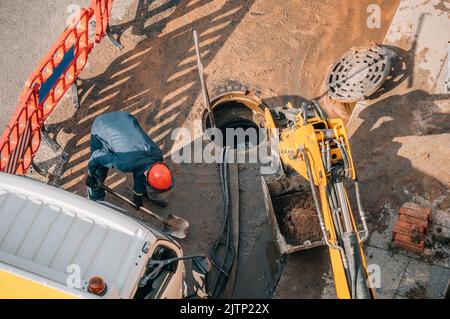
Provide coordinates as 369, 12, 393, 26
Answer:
207, 146, 235, 298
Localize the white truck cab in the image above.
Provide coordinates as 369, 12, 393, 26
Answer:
0, 172, 196, 299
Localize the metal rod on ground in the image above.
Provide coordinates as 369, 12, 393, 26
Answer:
41, 126, 60, 151
71, 83, 80, 109
193, 30, 216, 128
106, 26, 123, 50
101, 184, 189, 239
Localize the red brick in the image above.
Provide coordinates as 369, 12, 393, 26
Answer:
391, 202, 432, 254
392, 220, 425, 236
400, 203, 432, 220
393, 236, 425, 253
398, 214, 429, 228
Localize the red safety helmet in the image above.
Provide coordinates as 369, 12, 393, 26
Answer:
146, 163, 173, 191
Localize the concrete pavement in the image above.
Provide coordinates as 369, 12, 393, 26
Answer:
348, 0, 450, 299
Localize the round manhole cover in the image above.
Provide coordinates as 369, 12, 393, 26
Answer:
326, 45, 392, 103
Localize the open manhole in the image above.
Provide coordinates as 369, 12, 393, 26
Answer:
204, 92, 265, 150
326, 45, 393, 103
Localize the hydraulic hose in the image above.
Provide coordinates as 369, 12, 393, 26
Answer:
354, 181, 370, 243
302, 147, 348, 270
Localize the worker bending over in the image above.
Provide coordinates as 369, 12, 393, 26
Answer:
86, 111, 173, 208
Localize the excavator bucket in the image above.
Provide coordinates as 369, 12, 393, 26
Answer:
261, 175, 325, 255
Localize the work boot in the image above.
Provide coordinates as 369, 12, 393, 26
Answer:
87, 186, 106, 202
146, 191, 169, 208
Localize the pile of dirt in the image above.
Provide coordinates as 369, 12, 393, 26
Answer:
273, 192, 322, 245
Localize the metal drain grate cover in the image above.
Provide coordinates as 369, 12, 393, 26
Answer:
326, 45, 392, 103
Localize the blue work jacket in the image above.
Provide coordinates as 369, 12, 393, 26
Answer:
87, 112, 163, 195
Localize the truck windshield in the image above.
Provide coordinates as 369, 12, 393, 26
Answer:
134, 245, 178, 299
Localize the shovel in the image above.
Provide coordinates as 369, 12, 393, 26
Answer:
101, 184, 190, 239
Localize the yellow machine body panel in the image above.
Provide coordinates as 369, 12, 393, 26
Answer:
279, 124, 325, 185
0, 269, 78, 299
265, 107, 375, 299
277, 119, 352, 298
327, 118, 356, 180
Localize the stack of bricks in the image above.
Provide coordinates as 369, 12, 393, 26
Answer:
392, 202, 432, 253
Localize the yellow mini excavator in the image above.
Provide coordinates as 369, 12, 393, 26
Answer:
265, 101, 376, 299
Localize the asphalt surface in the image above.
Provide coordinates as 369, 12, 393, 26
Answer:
0, 0, 90, 132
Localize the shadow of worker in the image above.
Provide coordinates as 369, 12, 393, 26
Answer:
350, 89, 450, 212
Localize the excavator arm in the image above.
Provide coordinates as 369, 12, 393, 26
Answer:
265, 102, 375, 299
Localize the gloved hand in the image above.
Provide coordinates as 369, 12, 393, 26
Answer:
86, 175, 99, 189
133, 193, 144, 210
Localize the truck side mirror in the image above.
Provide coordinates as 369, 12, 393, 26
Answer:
191, 256, 211, 299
